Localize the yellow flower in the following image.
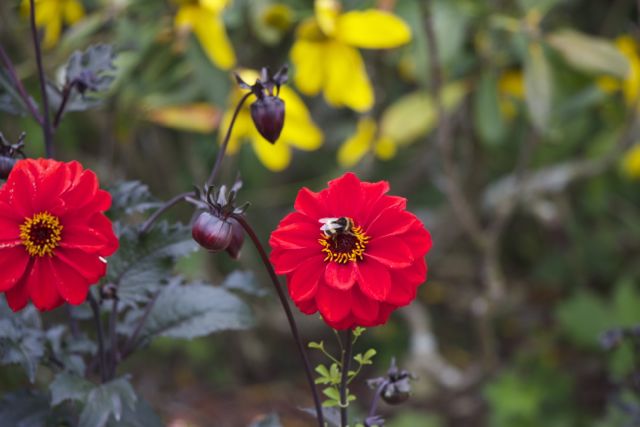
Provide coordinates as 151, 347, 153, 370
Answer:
174, 0, 236, 70
219, 70, 323, 172
21, 0, 85, 49
338, 82, 467, 167
291, 0, 411, 112
498, 70, 525, 120
622, 144, 640, 179
596, 36, 640, 106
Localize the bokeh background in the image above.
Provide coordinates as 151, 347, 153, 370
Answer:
2, 0, 640, 426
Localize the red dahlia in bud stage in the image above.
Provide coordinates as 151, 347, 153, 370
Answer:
192, 211, 233, 252
0, 159, 119, 311
225, 217, 245, 259
236, 65, 288, 144
269, 173, 432, 329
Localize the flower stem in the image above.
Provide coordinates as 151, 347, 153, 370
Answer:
232, 214, 325, 427
0, 45, 43, 125
340, 329, 353, 427
206, 91, 252, 186
28, 0, 54, 158
366, 380, 388, 421
53, 81, 77, 129
139, 191, 193, 235
87, 293, 107, 383
108, 298, 119, 380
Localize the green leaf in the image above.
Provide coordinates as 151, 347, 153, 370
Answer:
222, 270, 268, 297
0, 304, 44, 382
107, 223, 198, 306
49, 372, 94, 406
474, 70, 506, 145
105, 397, 163, 427
0, 390, 51, 427
138, 279, 254, 341
248, 412, 283, 427
108, 181, 159, 216
322, 387, 341, 402
524, 43, 553, 133
547, 30, 629, 78
79, 377, 137, 427
65, 44, 116, 94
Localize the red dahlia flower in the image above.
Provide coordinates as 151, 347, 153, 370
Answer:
269, 173, 431, 329
0, 159, 118, 311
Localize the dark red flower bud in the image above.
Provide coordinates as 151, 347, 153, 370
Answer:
250, 96, 285, 143
225, 217, 245, 259
0, 156, 16, 180
192, 211, 233, 252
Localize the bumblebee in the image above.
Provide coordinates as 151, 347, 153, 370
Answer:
319, 217, 354, 238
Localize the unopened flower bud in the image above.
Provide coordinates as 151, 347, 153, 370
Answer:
0, 156, 16, 180
192, 211, 233, 252
225, 217, 245, 259
250, 96, 285, 143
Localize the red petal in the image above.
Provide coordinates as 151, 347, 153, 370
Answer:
5, 274, 30, 312
351, 287, 380, 326
324, 261, 356, 290
294, 187, 327, 219
296, 297, 318, 315
365, 236, 413, 269
0, 214, 20, 242
32, 162, 68, 213
269, 221, 319, 250
402, 223, 432, 257
270, 248, 322, 275
61, 168, 98, 209
365, 209, 416, 240
360, 193, 406, 226
60, 224, 109, 253
287, 257, 323, 302
0, 200, 25, 222
55, 248, 107, 283
316, 283, 352, 324
355, 258, 391, 301
277, 212, 317, 228
49, 258, 91, 305
6, 168, 34, 217
26, 258, 63, 311
326, 172, 363, 219
0, 247, 30, 291
89, 213, 119, 256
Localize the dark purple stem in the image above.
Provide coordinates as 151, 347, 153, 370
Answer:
28, 0, 54, 158
367, 380, 389, 421
0, 44, 43, 125
232, 214, 325, 427
87, 293, 107, 383
53, 81, 77, 129
139, 191, 194, 235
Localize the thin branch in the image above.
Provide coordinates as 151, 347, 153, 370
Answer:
421, 0, 487, 250
28, 0, 54, 158
87, 293, 107, 383
339, 329, 353, 427
121, 291, 160, 358
232, 214, 325, 427
108, 298, 119, 380
0, 44, 43, 124
53, 81, 77, 129
139, 191, 193, 235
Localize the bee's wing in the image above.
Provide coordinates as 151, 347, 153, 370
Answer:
319, 217, 339, 224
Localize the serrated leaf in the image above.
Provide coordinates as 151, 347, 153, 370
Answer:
0, 390, 50, 427
524, 43, 553, 133
79, 377, 137, 427
0, 304, 45, 382
65, 44, 116, 93
249, 412, 283, 427
105, 398, 163, 427
108, 181, 160, 216
222, 270, 268, 297
107, 223, 198, 306
50, 372, 94, 406
138, 280, 254, 341
547, 30, 629, 78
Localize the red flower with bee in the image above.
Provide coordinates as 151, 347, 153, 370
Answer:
0, 158, 118, 311
269, 173, 431, 329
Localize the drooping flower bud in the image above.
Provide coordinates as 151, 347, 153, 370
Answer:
192, 211, 233, 252
0, 156, 17, 180
250, 96, 285, 143
367, 358, 416, 407
225, 217, 245, 259
0, 132, 25, 180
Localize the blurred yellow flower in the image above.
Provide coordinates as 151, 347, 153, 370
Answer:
175, 0, 236, 70
220, 70, 323, 172
597, 36, 640, 105
291, 0, 411, 112
338, 82, 467, 167
498, 70, 525, 120
21, 0, 85, 49
146, 103, 221, 134
622, 144, 640, 179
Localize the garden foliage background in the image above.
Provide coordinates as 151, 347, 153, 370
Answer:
2, 0, 640, 426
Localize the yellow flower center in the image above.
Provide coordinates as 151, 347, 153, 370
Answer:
20, 212, 63, 257
318, 218, 370, 264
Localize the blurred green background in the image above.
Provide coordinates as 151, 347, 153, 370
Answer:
2, 0, 640, 425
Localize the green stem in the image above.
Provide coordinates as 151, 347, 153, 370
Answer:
339, 329, 353, 427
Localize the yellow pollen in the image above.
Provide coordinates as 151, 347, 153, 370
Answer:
318, 222, 370, 264
20, 212, 63, 257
